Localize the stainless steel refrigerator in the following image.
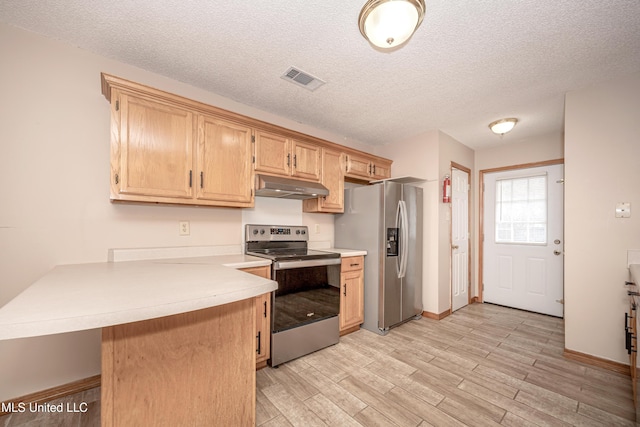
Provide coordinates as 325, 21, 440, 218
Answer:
335, 180, 423, 335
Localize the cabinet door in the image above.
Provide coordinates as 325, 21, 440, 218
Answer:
371, 161, 392, 180
254, 130, 291, 177
255, 292, 271, 365
291, 140, 321, 181
340, 268, 364, 332
115, 92, 194, 199
240, 266, 272, 368
303, 148, 344, 213
197, 115, 254, 206
344, 154, 372, 180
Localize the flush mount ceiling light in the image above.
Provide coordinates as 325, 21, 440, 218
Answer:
358, 0, 426, 49
489, 118, 518, 135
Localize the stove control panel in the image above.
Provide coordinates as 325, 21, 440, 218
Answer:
246, 225, 308, 241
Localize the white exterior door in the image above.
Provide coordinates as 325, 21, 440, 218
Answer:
451, 168, 470, 312
483, 164, 564, 317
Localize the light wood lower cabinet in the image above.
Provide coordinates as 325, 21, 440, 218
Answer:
339, 256, 364, 335
101, 299, 255, 426
626, 289, 639, 414
240, 266, 272, 369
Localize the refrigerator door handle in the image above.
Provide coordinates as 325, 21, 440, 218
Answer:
398, 200, 409, 278
395, 201, 402, 278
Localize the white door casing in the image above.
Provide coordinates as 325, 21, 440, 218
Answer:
451, 168, 470, 312
483, 164, 564, 317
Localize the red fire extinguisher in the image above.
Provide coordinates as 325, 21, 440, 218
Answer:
443, 175, 451, 203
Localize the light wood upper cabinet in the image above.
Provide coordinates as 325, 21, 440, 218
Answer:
114, 91, 195, 200
303, 148, 344, 213
102, 73, 391, 210
197, 114, 253, 205
291, 140, 321, 181
253, 130, 291, 176
345, 153, 392, 181
371, 160, 392, 180
254, 130, 321, 182
103, 74, 254, 208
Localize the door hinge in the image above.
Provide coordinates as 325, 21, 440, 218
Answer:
556, 299, 565, 304
115, 100, 119, 111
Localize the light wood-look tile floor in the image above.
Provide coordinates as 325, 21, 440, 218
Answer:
257, 303, 636, 427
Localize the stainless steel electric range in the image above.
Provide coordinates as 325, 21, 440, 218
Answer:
245, 224, 341, 366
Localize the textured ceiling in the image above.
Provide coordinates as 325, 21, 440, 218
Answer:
1, 0, 639, 149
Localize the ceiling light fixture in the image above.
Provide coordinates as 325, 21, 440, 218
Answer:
489, 118, 518, 135
358, 0, 426, 49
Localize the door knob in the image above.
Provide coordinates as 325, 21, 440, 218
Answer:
554, 250, 562, 256
554, 239, 561, 245
452, 245, 459, 250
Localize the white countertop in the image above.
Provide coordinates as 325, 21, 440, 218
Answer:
318, 248, 367, 257
0, 254, 276, 341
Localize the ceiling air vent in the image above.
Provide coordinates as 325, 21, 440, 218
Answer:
281, 67, 325, 91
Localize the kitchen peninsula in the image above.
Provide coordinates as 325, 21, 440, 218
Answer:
0, 254, 276, 426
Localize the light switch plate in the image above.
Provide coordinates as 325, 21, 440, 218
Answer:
616, 202, 631, 218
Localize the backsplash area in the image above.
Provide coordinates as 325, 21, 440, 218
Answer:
242, 197, 335, 247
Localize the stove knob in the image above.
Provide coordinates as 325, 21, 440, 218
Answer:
296, 230, 301, 235
301, 230, 306, 235
260, 229, 265, 235
252, 229, 258, 235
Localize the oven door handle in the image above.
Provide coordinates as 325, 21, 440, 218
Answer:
273, 258, 341, 270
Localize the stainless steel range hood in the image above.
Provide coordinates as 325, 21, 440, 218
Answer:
255, 174, 329, 200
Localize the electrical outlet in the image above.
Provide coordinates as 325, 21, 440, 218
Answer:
315, 224, 320, 234
179, 221, 190, 236
616, 202, 631, 218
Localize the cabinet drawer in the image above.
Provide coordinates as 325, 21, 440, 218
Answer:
341, 256, 364, 272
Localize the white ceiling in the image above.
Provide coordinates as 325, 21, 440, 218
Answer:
1, 0, 639, 150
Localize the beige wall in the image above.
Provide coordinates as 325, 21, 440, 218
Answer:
438, 132, 475, 313
564, 72, 640, 363
473, 133, 564, 297
0, 23, 356, 400
377, 130, 474, 316
376, 130, 440, 314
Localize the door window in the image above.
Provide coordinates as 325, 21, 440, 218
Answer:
495, 174, 547, 244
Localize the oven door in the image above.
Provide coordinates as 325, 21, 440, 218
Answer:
272, 259, 341, 333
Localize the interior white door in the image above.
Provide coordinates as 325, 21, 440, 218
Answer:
451, 168, 469, 312
483, 164, 564, 317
